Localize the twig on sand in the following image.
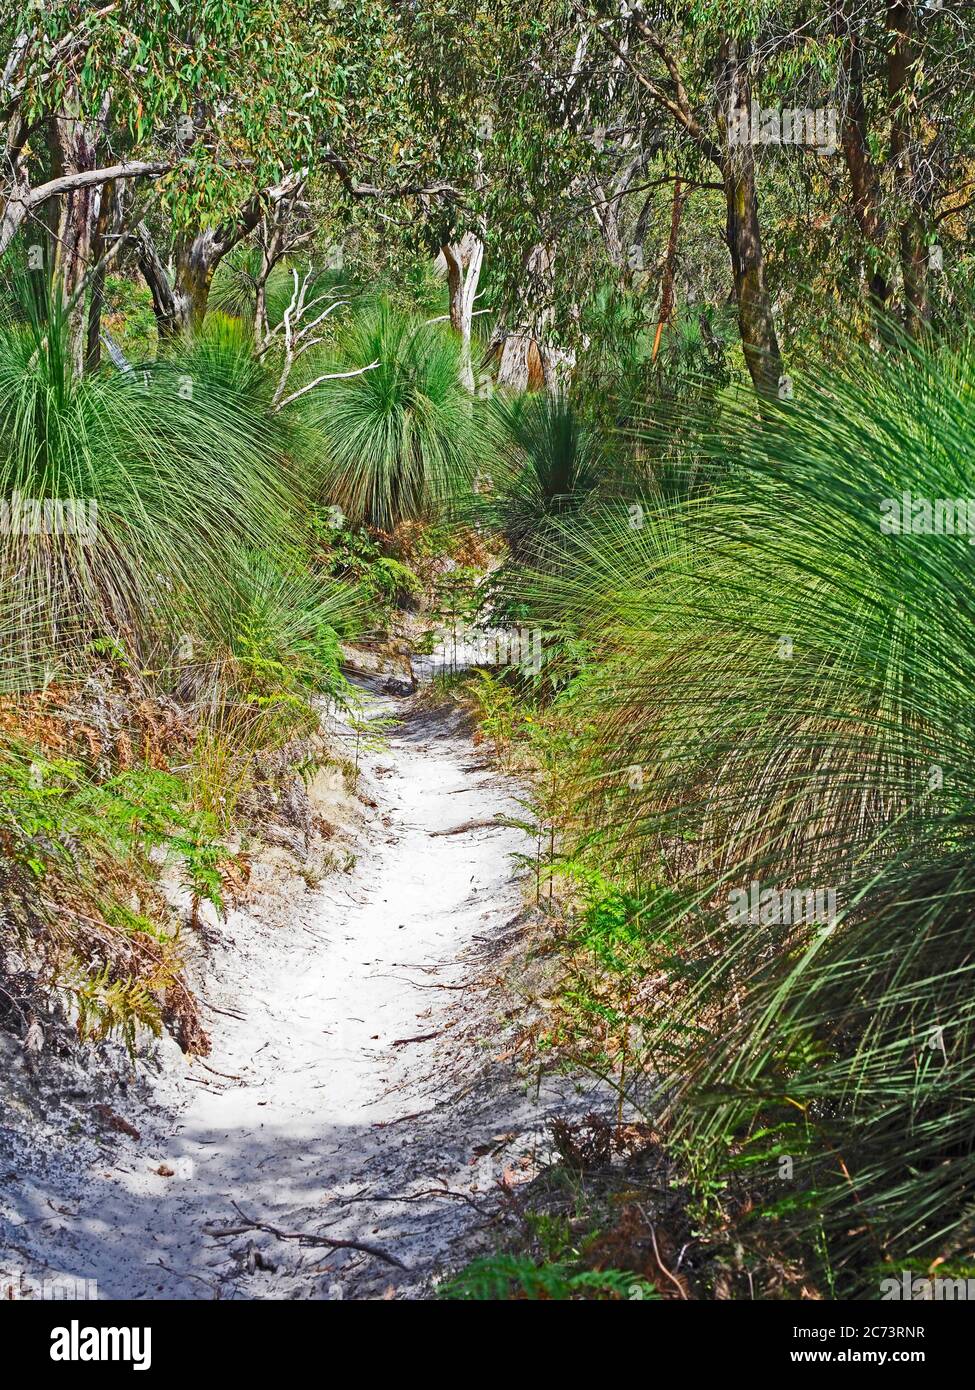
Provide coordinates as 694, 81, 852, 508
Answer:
339, 1185, 491, 1216
198, 1061, 244, 1082
200, 998, 247, 1021
152, 1258, 222, 1297
372, 974, 471, 991
428, 818, 504, 837
203, 1202, 409, 1271
391, 1031, 441, 1046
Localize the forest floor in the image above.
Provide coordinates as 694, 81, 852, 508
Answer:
0, 676, 602, 1300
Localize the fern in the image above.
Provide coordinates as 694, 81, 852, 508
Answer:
440, 1255, 658, 1301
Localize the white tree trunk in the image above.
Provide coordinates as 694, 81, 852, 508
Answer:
440, 231, 484, 392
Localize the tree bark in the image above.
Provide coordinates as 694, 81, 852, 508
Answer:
84, 177, 115, 373
135, 172, 306, 342
171, 228, 222, 338
717, 40, 783, 399
49, 102, 100, 375
0, 160, 169, 258
494, 242, 569, 395
887, 0, 928, 336
652, 177, 686, 360
441, 231, 484, 391
138, 226, 228, 340
132, 220, 179, 338
834, 1, 893, 321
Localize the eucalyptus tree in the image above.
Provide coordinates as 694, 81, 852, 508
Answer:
126, 0, 406, 345
417, 1, 975, 397
0, 2, 281, 368
0, 1, 424, 365
827, 0, 975, 334
580, 0, 975, 357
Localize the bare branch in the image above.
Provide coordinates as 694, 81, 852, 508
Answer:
275, 360, 379, 411
1, 159, 170, 257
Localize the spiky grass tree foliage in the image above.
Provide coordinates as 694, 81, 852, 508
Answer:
519, 337, 975, 1290
209, 242, 269, 322
218, 551, 361, 705
0, 308, 293, 684
303, 303, 481, 529
478, 393, 604, 561
210, 247, 336, 334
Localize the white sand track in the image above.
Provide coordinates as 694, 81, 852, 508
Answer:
1, 684, 597, 1300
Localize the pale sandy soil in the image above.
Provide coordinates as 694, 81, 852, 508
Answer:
0, 680, 600, 1300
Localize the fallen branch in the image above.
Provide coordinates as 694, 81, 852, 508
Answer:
198, 1061, 243, 1082
1, 159, 171, 257
372, 974, 471, 991
203, 1202, 408, 1271
641, 1210, 689, 1300
372, 1110, 432, 1128
427, 818, 504, 837
341, 1186, 491, 1216
265, 263, 380, 410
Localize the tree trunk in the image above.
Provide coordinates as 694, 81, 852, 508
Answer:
136, 227, 235, 340
717, 40, 783, 399
652, 177, 687, 360
496, 332, 531, 391
132, 221, 179, 339
722, 158, 782, 397
887, 0, 929, 336
494, 242, 569, 395
49, 104, 98, 375
441, 231, 484, 391
254, 220, 282, 348
539, 342, 575, 395
135, 174, 306, 345
839, 60, 892, 317
172, 229, 222, 338
83, 179, 121, 375
833, 0, 901, 332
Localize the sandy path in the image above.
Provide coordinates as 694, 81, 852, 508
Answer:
1, 688, 594, 1300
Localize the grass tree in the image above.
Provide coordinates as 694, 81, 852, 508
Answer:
516, 333, 975, 1289
478, 392, 604, 561
0, 302, 294, 683
304, 303, 483, 530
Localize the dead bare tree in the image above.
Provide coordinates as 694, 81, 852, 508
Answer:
253, 181, 312, 346
257, 265, 378, 411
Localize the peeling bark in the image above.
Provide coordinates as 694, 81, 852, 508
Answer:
135, 172, 306, 343
84, 178, 116, 373
494, 243, 571, 395
49, 102, 99, 375
441, 231, 484, 391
